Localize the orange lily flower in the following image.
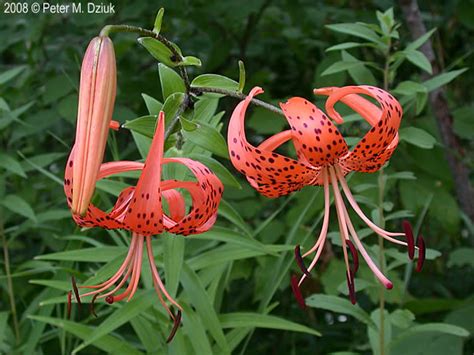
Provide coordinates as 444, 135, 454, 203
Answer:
72, 36, 116, 216
64, 112, 223, 341
228, 86, 425, 307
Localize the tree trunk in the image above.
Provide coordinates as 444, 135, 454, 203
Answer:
399, 0, 474, 221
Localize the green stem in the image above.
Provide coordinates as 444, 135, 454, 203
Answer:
377, 170, 386, 355
99, 24, 191, 90
378, 34, 392, 355
164, 94, 190, 141
0, 210, 21, 344
191, 86, 284, 116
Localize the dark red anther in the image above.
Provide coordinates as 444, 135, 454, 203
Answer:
166, 310, 182, 343
346, 270, 356, 305
290, 274, 306, 309
67, 291, 72, 319
416, 234, 425, 272
71, 276, 82, 310
105, 295, 114, 304
90, 294, 99, 318
294, 245, 311, 278
346, 240, 359, 274
403, 220, 415, 260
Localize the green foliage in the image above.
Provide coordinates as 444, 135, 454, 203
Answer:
0, 1, 473, 355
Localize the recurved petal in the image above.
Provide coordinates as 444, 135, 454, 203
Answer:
162, 157, 223, 235
228, 87, 318, 197
122, 112, 166, 236
280, 97, 348, 166
162, 189, 186, 222
316, 86, 402, 173
65, 150, 137, 229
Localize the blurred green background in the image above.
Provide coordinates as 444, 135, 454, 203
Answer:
1, 0, 473, 354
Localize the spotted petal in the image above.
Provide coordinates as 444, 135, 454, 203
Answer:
228, 87, 318, 197
280, 97, 348, 166
122, 112, 166, 236
315, 86, 402, 173
162, 158, 223, 235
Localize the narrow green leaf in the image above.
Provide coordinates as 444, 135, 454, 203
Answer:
238, 60, 246, 92
393, 81, 427, 96
181, 118, 228, 158
141, 93, 163, 115
96, 179, 129, 196
192, 96, 219, 124
23, 288, 57, 353
187, 226, 271, 255
187, 244, 290, 270
138, 37, 177, 67
0, 153, 26, 177
0, 66, 26, 85
326, 42, 369, 52
405, 50, 432, 74
399, 127, 436, 149
178, 56, 202, 67
341, 51, 376, 85
0, 312, 9, 346
321, 61, 364, 76
258, 189, 321, 311
35, 247, 126, 262
217, 199, 252, 236
181, 264, 230, 353
326, 23, 383, 44
305, 294, 376, 329
1, 194, 36, 222
181, 304, 214, 355
72, 290, 155, 353
159, 63, 186, 100
130, 316, 162, 353
132, 131, 152, 159
30, 315, 142, 355
386, 171, 417, 180
163, 92, 185, 129
219, 312, 321, 336
18, 151, 63, 185
422, 68, 468, 92
164, 235, 185, 297
123, 115, 157, 137
395, 323, 470, 339
153, 8, 165, 34
29, 279, 71, 292
191, 74, 238, 91
406, 28, 437, 51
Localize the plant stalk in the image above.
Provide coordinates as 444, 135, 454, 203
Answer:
191, 86, 284, 116
377, 170, 386, 355
1, 210, 21, 344
99, 24, 191, 90
378, 33, 392, 355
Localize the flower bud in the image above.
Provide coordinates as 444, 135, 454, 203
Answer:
71, 36, 116, 215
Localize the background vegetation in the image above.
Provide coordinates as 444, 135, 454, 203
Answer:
1, 0, 473, 354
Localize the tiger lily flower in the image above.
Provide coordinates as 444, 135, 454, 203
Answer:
72, 36, 116, 216
228, 86, 425, 307
64, 112, 223, 341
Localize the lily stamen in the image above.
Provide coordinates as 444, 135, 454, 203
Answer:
64, 112, 223, 340
228, 85, 427, 305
